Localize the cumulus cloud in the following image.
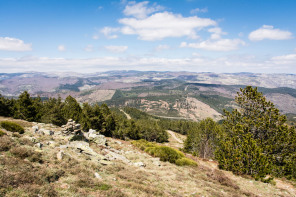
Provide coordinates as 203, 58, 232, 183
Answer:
0, 37, 32, 51
104, 45, 128, 53
119, 12, 216, 41
100, 27, 120, 39
208, 27, 227, 40
190, 8, 208, 14
57, 45, 66, 51
123, 1, 164, 19
180, 39, 245, 51
249, 25, 293, 41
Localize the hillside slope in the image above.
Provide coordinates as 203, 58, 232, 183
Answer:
1, 116, 295, 197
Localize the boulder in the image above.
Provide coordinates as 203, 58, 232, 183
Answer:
43, 129, 54, 136
69, 141, 97, 156
103, 149, 131, 164
32, 125, 39, 133
35, 142, 43, 149
36, 128, 45, 135
134, 162, 146, 168
93, 135, 107, 146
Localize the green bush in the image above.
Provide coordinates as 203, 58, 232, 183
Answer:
175, 158, 197, 166
0, 129, 6, 137
1, 121, 25, 134
145, 146, 184, 163
131, 139, 156, 151
132, 139, 197, 166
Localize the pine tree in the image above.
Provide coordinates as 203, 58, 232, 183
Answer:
216, 86, 296, 180
184, 118, 223, 158
14, 91, 37, 121
62, 95, 82, 122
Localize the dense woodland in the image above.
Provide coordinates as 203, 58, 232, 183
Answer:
0, 92, 168, 142
1, 86, 296, 182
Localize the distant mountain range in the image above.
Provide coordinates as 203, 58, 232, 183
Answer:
1, 71, 296, 122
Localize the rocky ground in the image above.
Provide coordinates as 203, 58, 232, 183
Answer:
1, 116, 296, 197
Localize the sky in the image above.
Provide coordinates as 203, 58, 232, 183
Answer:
0, 0, 295, 73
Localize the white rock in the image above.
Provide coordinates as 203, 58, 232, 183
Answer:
57, 150, 64, 161
35, 142, 43, 149
43, 130, 54, 136
32, 125, 39, 133
134, 162, 146, 167
94, 172, 102, 180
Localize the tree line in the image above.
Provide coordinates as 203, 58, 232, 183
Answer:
0, 91, 168, 142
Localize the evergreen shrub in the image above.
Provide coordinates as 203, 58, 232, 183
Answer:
1, 121, 25, 134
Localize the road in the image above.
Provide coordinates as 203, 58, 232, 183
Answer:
167, 130, 183, 144
120, 109, 131, 120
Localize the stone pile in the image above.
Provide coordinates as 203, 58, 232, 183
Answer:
61, 119, 82, 135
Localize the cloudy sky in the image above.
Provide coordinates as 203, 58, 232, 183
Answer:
0, 0, 295, 73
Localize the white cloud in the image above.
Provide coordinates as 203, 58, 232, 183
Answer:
208, 27, 227, 40
271, 53, 296, 64
249, 25, 293, 41
58, 45, 66, 51
155, 44, 170, 51
84, 45, 94, 52
100, 27, 119, 39
119, 12, 216, 41
123, 1, 164, 19
181, 39, 245, 51
190, 8, 208, 14
104, 45, 128, 53
0, 37, 32, 51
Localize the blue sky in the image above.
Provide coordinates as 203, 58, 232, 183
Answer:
0, 0, 295, 73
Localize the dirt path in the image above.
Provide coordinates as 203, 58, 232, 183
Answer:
167, 130, 184, 144
120, 109, 131, 120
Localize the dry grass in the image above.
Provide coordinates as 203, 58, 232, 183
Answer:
1, 117, 296, 197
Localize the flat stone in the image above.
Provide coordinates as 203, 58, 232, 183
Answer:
99, 160, 113, 165
103, 149, 131, 164
94, 172, 102, 179
134, 162, 146, 167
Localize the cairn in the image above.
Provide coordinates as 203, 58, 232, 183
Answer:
61, 119, 82, 135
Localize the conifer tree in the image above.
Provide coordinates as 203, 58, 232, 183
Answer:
14, 91, 37, 121
184, 118, 223, 158
62, 95, 82, 122
216, 86, 296, 180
